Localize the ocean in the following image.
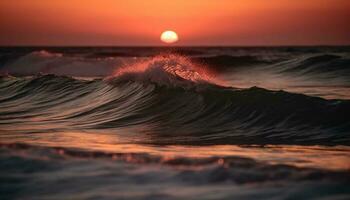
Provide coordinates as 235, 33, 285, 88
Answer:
0, 47, 349, 199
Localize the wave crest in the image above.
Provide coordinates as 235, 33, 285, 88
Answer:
107, 54, 222, 87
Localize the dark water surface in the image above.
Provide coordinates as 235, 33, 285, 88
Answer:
0, 47, 349, 199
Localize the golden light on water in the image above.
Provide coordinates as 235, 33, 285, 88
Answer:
160, 30, 179, 44
1, 131, 349, 171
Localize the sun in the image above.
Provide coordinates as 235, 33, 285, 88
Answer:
160, 30, 179, 44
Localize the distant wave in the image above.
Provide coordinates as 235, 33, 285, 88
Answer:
1, 73, 349, 145
0, 50, 141, 77
1, 49, 349, 80
193, 55, 272, 72
277, 54, 350, 76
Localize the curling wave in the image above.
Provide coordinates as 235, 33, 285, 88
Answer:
0, 71, 349, 145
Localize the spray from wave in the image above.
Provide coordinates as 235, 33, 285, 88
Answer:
107, 54, 223, 88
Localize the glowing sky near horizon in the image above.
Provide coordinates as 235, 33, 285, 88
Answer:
0, 0, 349, 46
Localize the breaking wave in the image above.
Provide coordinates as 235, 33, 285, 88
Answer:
107, 55, 220, 87
0, 69, 349, 145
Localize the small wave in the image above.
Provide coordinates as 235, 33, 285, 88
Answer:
193, 55, 272, 72
0, 50, 139, 77
277, 54, 350, 76
1, 143, 349, 184
1, 142, 349, 200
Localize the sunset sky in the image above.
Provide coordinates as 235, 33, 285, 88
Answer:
1, 0, 349, 46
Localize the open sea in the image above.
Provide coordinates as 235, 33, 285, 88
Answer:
0, 46, 349, 199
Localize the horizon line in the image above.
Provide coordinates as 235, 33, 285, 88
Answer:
1, 44, 350, 48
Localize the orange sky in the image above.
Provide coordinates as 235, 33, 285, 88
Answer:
0, 0, 349, 46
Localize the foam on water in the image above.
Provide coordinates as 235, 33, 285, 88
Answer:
1, 143, 349, 200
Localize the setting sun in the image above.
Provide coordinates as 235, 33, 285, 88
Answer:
160, 31, 179, 44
